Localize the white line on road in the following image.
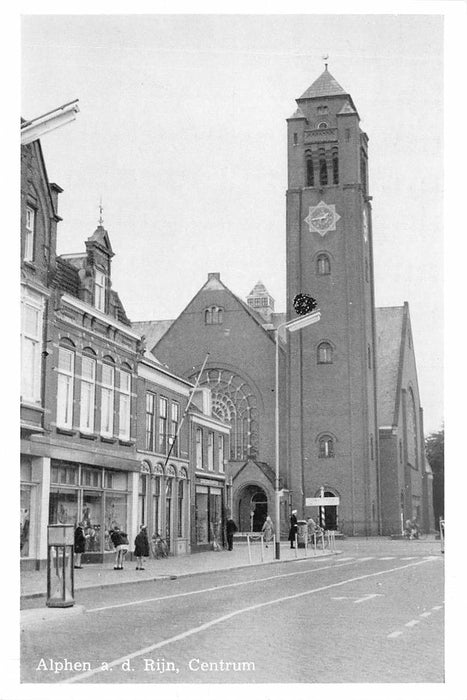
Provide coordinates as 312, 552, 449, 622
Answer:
336, 557, 355, 561
387, 631, 403, 638
405, 620, 420, 627
87, 560, 357, 613
379, 557, 395, 560
400, 557, 417, 560
356, 557, 375, 561
66, 557, 435, 683
432, 605, 443, 611
420, 612, 432, 618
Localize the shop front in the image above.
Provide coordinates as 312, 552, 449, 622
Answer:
193, 477, 226, 551
49, 459, 132, 563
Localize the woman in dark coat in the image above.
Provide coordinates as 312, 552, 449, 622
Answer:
74, 523, 87, 568
134, 525, 150, 570
288, 510, 298, 548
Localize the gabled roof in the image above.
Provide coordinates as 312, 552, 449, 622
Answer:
375, 305, 407, 427
53, 256, 80, 296
86, 224, 114, 257
232, 457, 275, 486
298, 67, 348, 100
132, 320, 175, 350
151, 274, 285, 353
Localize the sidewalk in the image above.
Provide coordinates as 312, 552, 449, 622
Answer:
21, 541, 338, 602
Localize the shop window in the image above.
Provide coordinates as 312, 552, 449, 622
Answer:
20, 486, 32, 557
80, 354, 96, 432
57, 346, 75, 428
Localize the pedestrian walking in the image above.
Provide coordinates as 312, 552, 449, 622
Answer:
226, 517, 238, 551
109, 526, 129, 569
288, 509, 298, 548
74, 522, 87, 568
261, 515, 275, 547
134, 525, 149, 570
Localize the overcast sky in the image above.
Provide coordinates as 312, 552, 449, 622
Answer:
21, 12, 446, 433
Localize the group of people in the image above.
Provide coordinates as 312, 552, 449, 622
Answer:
74, 523, 156, 571
404, 518, 421, 539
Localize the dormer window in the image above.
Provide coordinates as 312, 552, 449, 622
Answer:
94, 269, 106, 312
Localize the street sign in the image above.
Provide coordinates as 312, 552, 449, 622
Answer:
306, 497, 340, 506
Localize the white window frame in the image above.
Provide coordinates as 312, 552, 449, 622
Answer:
80, 356, 96, 432
100, 363, 115, 437
218, 434, 225, 473
57, 346, 75, 428
24, 206, 35, 262
118, 369, 131, 440
94, 269, 106, 313
170, 401, 179, 456
195, 427, 203, 469
207, 431, 214, 471
21, 291, 43, 402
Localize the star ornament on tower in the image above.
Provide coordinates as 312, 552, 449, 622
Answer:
305, 201, 341, 236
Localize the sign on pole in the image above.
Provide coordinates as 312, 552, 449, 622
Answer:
306, 497, 340, 507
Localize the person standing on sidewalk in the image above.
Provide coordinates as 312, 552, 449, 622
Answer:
288, 510, 298, 548
226, 517, 238, 551
109, 526, 129, 569
74, 522, 87, 568
134, 525, 149, 570
261, 515, 275, 548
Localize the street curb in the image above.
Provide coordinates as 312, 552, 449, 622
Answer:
20, 549, 340, 603
21, 604, 86, 628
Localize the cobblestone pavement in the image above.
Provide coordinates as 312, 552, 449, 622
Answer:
20, 547, 444, 684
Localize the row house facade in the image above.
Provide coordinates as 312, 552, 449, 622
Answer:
20, 130, 231, 569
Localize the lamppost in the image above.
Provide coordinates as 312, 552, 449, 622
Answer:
274, 304, 321, 559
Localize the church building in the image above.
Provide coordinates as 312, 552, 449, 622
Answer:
140, 64, 434, 538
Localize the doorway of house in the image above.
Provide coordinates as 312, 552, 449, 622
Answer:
237, 485, 268, 531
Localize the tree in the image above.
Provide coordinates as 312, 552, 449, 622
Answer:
425, 426, 444, 527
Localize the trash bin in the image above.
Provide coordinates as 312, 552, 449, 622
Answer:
297, 520, 307, 549
47, 524, 75, 608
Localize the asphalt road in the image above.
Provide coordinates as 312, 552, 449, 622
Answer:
21, 551, 444, 684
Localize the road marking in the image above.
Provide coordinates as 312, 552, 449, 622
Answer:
387, 631, 403, 638
405, 620, 420, 627
331, 593, 383, 604
379, 557, 395, 560
357, 557, 374, 561
420, 612, 431, 618
66, 557, 433, 683
432, 605, 443, 611
337, 557, 355, 561
86, 560, 357, 613
400, 557, 417, 560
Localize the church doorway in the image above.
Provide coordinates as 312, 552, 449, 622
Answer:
315, 489, 339, 530
237, 485, 268, 532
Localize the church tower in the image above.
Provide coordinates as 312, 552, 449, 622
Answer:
286, 64, 380, 535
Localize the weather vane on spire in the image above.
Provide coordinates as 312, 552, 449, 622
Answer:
322, 53, 329, 69
98, 197, 104, 226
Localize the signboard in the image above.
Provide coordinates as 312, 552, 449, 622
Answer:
306, 497, 340, 507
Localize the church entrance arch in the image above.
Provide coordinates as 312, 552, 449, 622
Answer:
314, 488, 339, 530
237, 484, 268, 532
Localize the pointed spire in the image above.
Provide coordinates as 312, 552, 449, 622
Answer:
298, 64, 348, 101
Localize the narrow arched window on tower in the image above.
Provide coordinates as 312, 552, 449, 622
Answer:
332, 148, 339, 185
367, 344, 372, 369
319, 149, 328, 186
316, 253, 331, 275
318, 435, 334, 458
361, 151, 368, 194
317, 342, 333, 364
305, 150, 314, 187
